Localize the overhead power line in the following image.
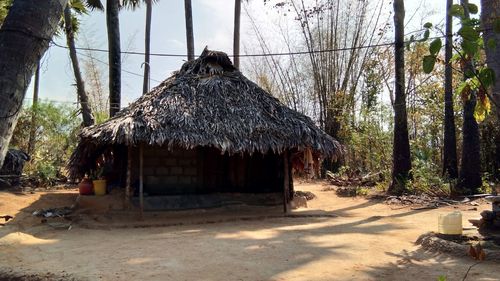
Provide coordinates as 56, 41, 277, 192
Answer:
74, 50, 163, 83
50, 33, 455, 59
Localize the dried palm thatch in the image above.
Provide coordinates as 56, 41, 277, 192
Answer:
69, 48, 342, 178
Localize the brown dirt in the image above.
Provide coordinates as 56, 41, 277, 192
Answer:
1, 182, 499, 281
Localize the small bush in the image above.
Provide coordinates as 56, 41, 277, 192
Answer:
10, 102, 81, 187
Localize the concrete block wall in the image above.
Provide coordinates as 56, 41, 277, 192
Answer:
143, 147, 200, 195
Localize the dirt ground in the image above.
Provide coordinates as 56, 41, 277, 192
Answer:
0, 182, 499, 281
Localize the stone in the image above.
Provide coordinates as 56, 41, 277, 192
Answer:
178, 159, 192, 166
486, 196, 500, 203
155, 166, 169, 175
178, 176, 191, 185
171, 166, 183, 175
146, 176, 160, 186
164, 158, 177, 166
162, 176, 178, 185
291, 196, 308, 209
146, 158, 161, 166
143, 167, 155, 175
184, 167, 197, 176
481, 210, 495, 221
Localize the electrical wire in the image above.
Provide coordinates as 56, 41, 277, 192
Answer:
50, 34, 456, 58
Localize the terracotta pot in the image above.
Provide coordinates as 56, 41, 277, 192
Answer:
78, 178, 94, 195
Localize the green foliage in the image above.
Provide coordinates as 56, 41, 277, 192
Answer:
451, 4, 464, 18
437, 275, 447, 281
429, 38, 442, 55
467, 3, 478, 14
10, 102, 81, 186
423, 55, 436, 74
409, 156, 450, 197
0, 0, 12, 26
458, 25, 479, 41
344, 105, 393, 180
421, 3, 495, 123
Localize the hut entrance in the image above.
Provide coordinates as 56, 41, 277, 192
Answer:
129, 146, 287, 209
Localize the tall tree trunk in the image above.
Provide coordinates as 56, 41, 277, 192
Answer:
142, 0, 152, 95
27, 60, 40, 156
481, 0, 500, 181
481, 0, 500, 118
64, 5, 94, 127
443, 0, 458, 179
107, 0, 121, 117
233, 0, 241, 69
388, 0, 412, 194
458, 0, 482, 194
184, 0, 194, 61
0, 0, 67, 167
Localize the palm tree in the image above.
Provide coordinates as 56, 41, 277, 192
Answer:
85, 0, 139, 116
481, 0, 500, 118
0, 0, 67, 166
233, 0, 241, 68
106, 0, 121, 117
64, 1, 95, 127
481, 0, 500, 181
28, 60, 40, 155
388, 0, 412, 194
142, 0, 152, 94
184, 0, 194, 61
458, 0, 482, 194
442, 0, 458, 179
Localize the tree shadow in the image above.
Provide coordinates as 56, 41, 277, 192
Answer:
0, 190, 446, 281
364, 247, 500, 280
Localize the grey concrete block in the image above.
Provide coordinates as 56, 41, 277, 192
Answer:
184, 167, 197, 176
171, 166, 183, 175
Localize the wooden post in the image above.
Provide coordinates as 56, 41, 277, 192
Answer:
125, 146, 132, 209
283, 150, 289, 213
139, 143, 144, 219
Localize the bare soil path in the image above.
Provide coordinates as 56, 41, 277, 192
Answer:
0, 182, 498, 281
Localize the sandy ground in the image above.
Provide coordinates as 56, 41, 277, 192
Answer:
0, 182, 499, 281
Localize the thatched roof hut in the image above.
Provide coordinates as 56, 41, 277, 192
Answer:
69, 48, 341, 211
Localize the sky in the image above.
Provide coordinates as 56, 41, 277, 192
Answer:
24, 0, 480, 109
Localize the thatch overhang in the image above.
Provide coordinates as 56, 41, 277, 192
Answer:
68, 48, 342, 178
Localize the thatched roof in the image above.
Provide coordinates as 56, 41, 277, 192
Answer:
69, 48, 342, 177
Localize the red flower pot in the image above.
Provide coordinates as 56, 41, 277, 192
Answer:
78, 178, 94, 195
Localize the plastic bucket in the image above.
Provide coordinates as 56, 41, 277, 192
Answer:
438, 211, 462, 235
92, 179, 107, 196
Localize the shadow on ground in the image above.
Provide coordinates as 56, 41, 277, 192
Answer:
0, 189, 452, 281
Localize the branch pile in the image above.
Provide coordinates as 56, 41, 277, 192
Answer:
325, 170, 383, 187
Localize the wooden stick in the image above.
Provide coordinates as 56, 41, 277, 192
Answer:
139, 143, 144, 219
125, 146, 132, 209
283, 150, 289, 213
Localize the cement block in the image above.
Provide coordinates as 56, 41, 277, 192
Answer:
183, 149, 196, 157
171, 166, 183, 175
184, 167, 197, 176
178, 176, 191, 185
162, 176, 178, 185
178, 159, 192, 166
164, 158, 177, 166
143, 167, 155, 175
146, 158, 161, 166
156, 166, 169, 175
146, 176, 160, 186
